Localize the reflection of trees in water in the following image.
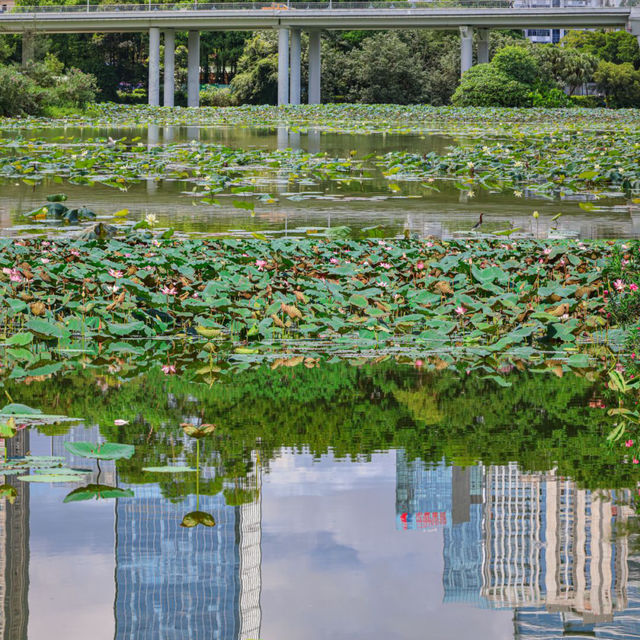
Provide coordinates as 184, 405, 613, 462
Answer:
8, 360, 637, 496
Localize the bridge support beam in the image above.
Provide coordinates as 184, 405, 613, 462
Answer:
308, 30, 321, 105
278, 27, 290, 106
460, 26, 473, 75
289, 28, 301, 105
187, 30, 200, 108
148, 27, 160, 106
164, 29, 175, 107
630, 13, 640, 50
477, 27, 490, 65
21, 31, 34, 67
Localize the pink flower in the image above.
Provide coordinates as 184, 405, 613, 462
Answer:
380, 262, 392, 269
613, 279, 626, 292
114, 419, 129, 426
3, 267, 23, 283
161, 364, 176, 375
543, 248, 552, 255
330, 257, 339, 265
377, 281, 388, 288
161, 285, 177, 296
626, 439, 634, 448
426, 241, 434, 248
631, 283, 639, 292
633, 458, 639, 465
255, 259, 267, 270
415, 359, 424, 368
455, 305, 466, 315
416, 261, 424, 270
108, 269, 124, 279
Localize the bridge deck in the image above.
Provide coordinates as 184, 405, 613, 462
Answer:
0, 5, 632, 33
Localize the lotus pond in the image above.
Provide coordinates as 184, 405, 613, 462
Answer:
3, 105, 640, 640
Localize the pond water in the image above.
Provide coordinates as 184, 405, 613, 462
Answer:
4, 363, 640, 640
1, 124, 638, 239
2, 111, 640, 640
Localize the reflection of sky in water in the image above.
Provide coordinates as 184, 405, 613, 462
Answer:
6, 435, 640, 640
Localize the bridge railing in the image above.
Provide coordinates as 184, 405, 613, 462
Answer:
4, 0, 635, 12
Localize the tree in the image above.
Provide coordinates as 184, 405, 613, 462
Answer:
492, 45, 538, 84
562, 29, 640, 69
451, 63, 531, 107
531, 45, 598, 95
593, 60, 640, 108
343, 32, 429, 104
229, 32, 278, 105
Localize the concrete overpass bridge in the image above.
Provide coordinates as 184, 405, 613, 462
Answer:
0, 1, 638, 107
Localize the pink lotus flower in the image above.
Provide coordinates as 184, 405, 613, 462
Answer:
416, 261, 424, 270
3, 267, 23, 283
380, 262, 392, 269
613, 279, 626, 292
631, 283, 639, 292
255, 259, 267, 270
415, 359, 424, 368
543, 248, 552, 255
455, 306, 466, 315
161, 364, 176, 375
114, 419, 129, 426
161, 285, 177, 296
626, 439, 634, 448
633, 458, 639, 465
108, 269, 124, 279
329, 257, 339, 265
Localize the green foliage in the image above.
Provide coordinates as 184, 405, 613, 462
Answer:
529, 87, 571, 108
0, 65, 46, 116
570, 94, 605, 108
452, 63, 531, 107
200, 85, 236, 107
229, 32, 278, 105
331, 32, 429, 105
594, 60, 640, 108
562, 29, 640, 69
530, 45, 598, 95
492, 46, 538, 84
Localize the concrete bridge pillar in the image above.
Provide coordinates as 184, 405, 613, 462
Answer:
187, 30, 200, 107
477, 28, 490, 65
163, 29, 175, 107
278, 27, 290, 106
289, 28, 301, 105
21, 31, 34, 67
630, 10, 640, 49
308, 30, 321, 105
148, 27, 160, 106
460, 26, 473, 75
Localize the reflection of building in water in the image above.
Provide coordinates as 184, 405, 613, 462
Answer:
395, 452, 487, 607
115, 455, 262, 640
396, 453, 639, 632
482, 463, 633, 623
0, 429, 30, 640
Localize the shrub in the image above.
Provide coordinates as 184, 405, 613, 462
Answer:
451, 64, 531, 107
0, 65, 47, 116
530, 87, 571, 108
570, 95, 605, 108
492, 46, 538, 84
52, 68, 97, 108
199, 85, 236, 107
116, 87, 147, 104
594, 60, 640, 108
